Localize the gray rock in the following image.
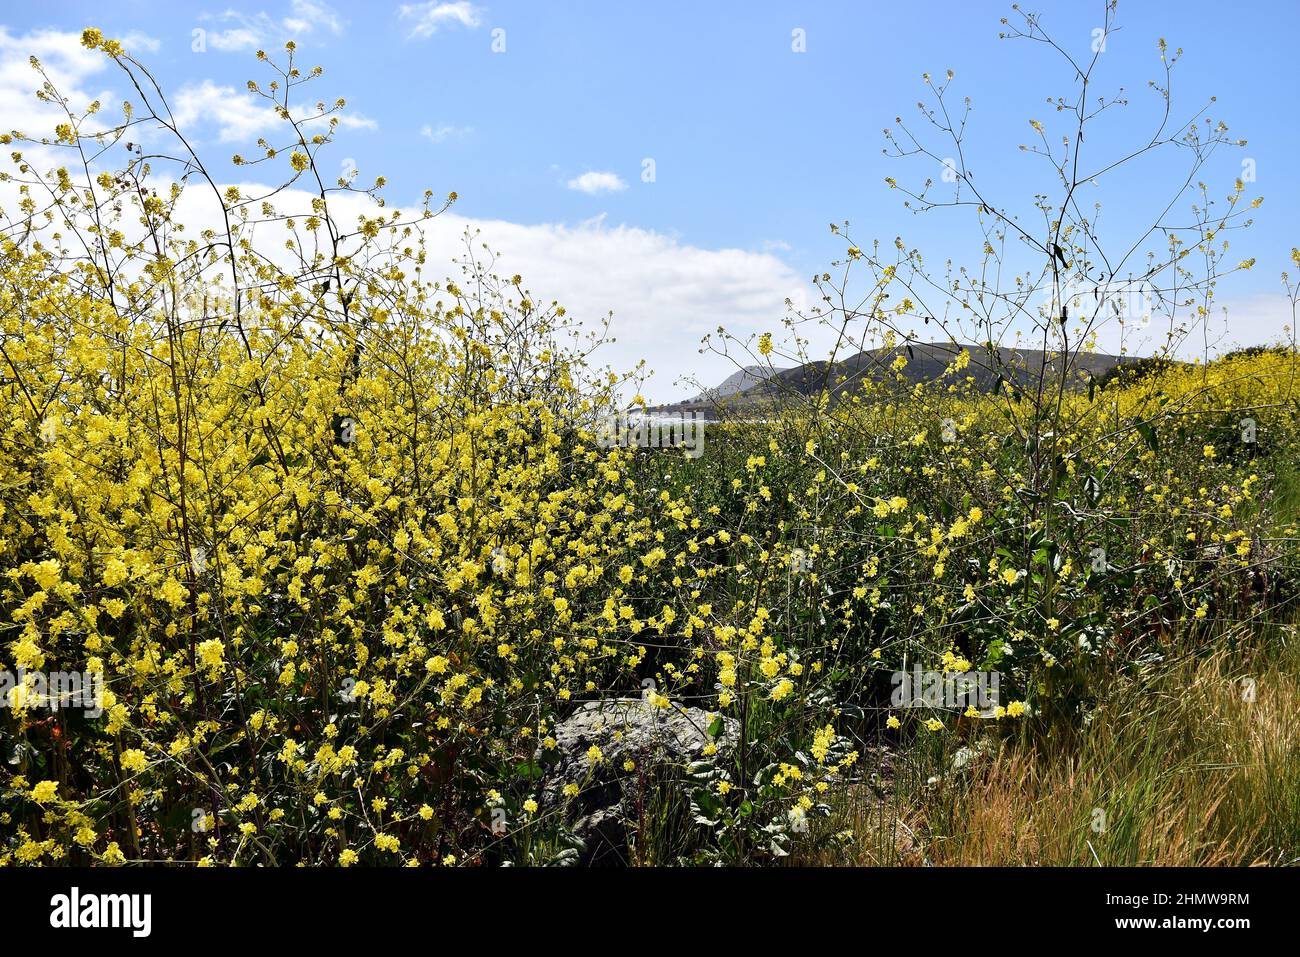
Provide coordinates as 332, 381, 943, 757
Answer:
950, 737, 997, 773
539, 698, 738, 865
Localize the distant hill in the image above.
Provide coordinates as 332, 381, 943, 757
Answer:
651, 342, 1141, 418
683, 364, 788, 404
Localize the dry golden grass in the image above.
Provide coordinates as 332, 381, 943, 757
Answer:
810, 624, 1300, 867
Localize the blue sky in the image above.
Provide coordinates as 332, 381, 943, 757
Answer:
2, 1, 1297, 399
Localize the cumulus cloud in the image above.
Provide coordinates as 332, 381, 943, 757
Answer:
199, 0, 345, 52
0, 27, 115, 134
566, 171, 627, 195
172, 81, 281, 143
399, 2, 483, 38
0, 25, 371, 147
121, 32, 162, 54
420, 122, 472, 143
160, 186, 807, 401
284, 0, 345, 35
171, 80, 376, 142
426, 213, 807, 397
207, 28, 263, 53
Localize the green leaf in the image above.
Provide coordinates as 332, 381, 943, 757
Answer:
1135, 420, 1159, 453
515, 760, 544, 781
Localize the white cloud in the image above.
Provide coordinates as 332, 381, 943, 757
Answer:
411, 209, 808, 399
420, 122, 472, 143
399, 2, 483, 39
208, 28, 263, 53
172, 79, 376, 142
0, 25, 373, 148
173, 81, 279, 143
200, 0, 346, 52
285, 0, 345, 35
314, 111, 378, 132
567, 171, 627, 195
156, 185, 806, 401
121, 32, 162, 54
0, 27, 113, 135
